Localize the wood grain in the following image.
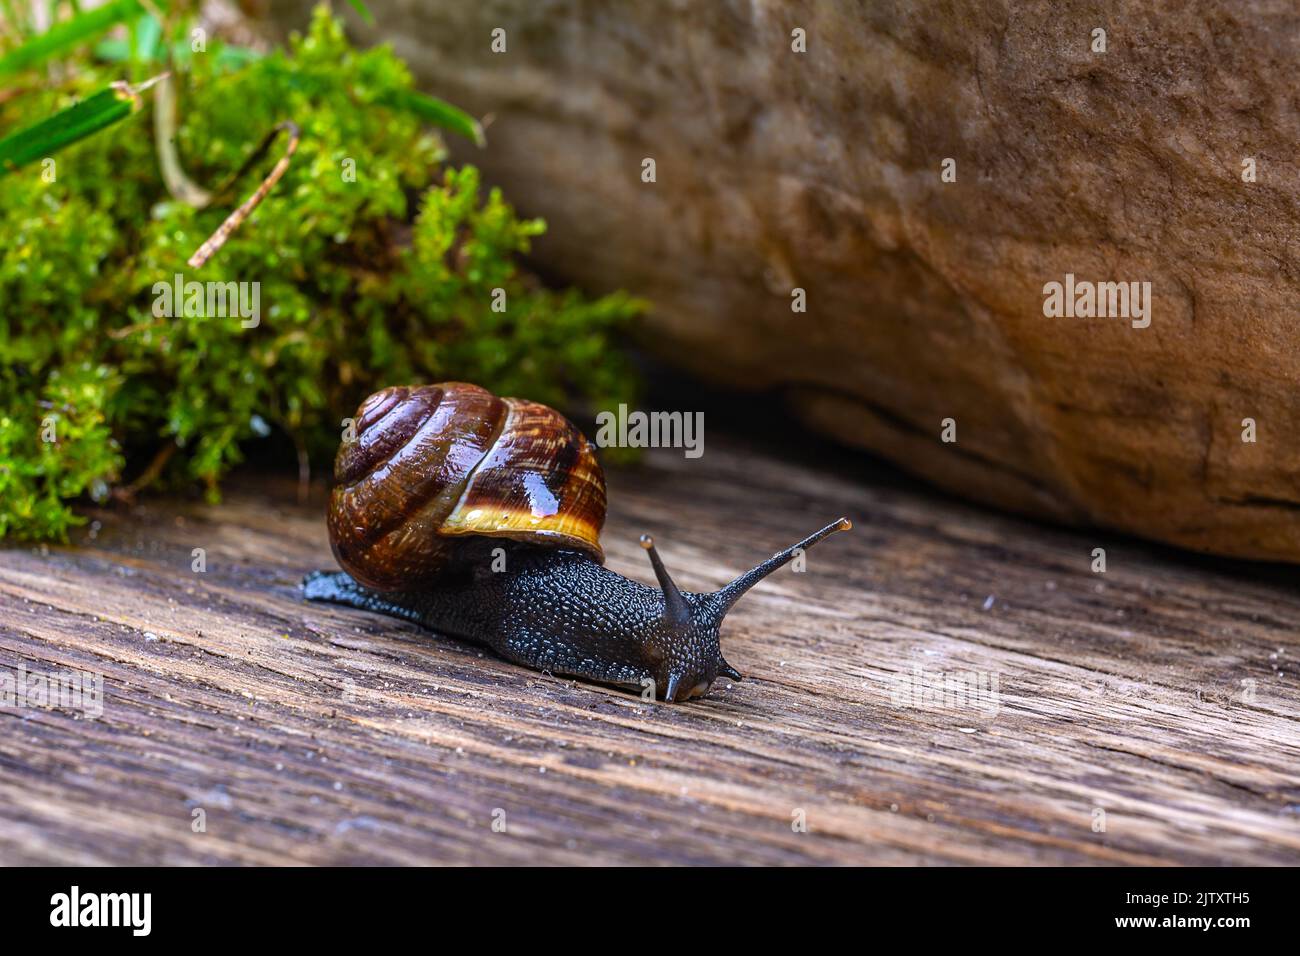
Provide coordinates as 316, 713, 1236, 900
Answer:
1, 438, 1298, 865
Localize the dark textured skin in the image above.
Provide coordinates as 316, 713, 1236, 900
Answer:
303, 546, 736, 701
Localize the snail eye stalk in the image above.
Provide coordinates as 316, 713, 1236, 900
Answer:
708, 518, 852, 619
640, 533, 691, 628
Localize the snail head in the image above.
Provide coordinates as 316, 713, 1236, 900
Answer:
638, 518, 852, 702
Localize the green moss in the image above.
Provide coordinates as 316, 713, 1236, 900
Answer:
0, 5, 642, 541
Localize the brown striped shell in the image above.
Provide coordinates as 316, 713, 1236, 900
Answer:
328, 383, 606, 591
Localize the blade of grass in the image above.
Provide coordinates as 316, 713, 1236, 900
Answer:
346, 0, 375, 26
95, 36, 262, 68
128, 11, 162, 69
381, 88, 484, 147
0, 74, 163, 175
0, 0, 144, 78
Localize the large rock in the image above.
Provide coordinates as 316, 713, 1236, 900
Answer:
268, 0, 1300, 562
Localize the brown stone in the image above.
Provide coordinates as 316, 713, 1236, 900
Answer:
268, 0, 1300, 562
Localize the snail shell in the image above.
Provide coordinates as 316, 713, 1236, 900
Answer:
328, 382, 606, 591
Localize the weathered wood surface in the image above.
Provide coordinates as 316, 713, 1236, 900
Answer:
1, 437, 1298, 865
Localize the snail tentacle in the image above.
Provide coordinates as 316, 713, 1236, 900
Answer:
638, 533, 690, 628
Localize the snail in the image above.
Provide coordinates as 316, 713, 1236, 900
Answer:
302, 382, 851, 702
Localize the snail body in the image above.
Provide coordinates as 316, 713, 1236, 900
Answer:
303, 382, 850, 702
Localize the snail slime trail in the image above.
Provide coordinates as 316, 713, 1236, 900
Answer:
304, 382, 852, 702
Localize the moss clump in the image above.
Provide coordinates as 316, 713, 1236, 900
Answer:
0, 5, 641, 541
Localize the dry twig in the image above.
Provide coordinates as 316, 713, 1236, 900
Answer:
187, 121, 300, 270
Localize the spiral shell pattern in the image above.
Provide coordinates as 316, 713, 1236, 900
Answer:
328, 382, 606, 591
